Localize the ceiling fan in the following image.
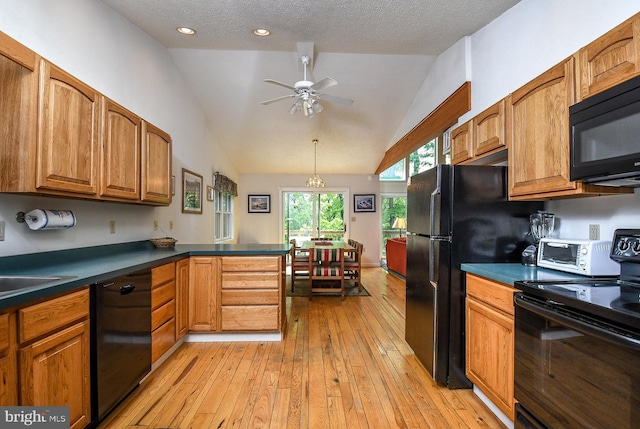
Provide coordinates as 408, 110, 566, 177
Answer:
261, 55, 353, 117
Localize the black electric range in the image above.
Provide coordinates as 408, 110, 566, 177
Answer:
513, 229, 640, 429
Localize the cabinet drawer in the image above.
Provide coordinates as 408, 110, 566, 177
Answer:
152, 299, 175, 331
152, 262, 175, 287
151, 318, 175, 363
0, 314, 9, 353
19, 288, 89, 344
221, 289, 279, 306
151, 280, 175, 310
222, 272, 279, 289
221, 306, 279, 331
466, 274, 517, 315
222, 256, 279, 272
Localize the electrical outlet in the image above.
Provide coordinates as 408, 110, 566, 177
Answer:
109, 220, 116, 234
169, 221, 173, 230
589, 224, 600, 240
0, 221, 5, 241
154, 220, 158, 231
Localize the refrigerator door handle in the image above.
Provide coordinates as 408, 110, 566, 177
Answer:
429, 239, 438, 289
430, 186, 441, 236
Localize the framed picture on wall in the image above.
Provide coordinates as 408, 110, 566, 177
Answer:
182, 168, 203, 214
206, 186, 214, 201
354, 194, 376, 212
248, 195, 271, 213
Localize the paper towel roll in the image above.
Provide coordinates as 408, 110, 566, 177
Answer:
25, 209, 76, 230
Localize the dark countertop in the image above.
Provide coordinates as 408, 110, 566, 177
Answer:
461, 263, 589, 286
0, 241, 291, 310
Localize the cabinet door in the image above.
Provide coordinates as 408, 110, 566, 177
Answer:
176, 258, 190, 339
466, 297, 514, 420
450, 120, 473, 164
19, 320, 91, 429
0, 313, 17, 406
577, 14, 640, 101
507, 57, 577, 199
189, 257, 220, 332
101, 98, 141, 200
141, 121, 172, 205
473, 99, 506, 157
0, 33, 39, 193
36, 59, 100, 195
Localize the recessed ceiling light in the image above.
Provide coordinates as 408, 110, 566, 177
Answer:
177, 27, 196, 35
253, 28, 270, 36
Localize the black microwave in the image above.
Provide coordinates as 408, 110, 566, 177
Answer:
570, 74, 640, 187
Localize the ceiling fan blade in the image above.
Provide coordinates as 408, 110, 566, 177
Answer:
261, 94, 296, 105
317, 93, 354, 106
264, 79, 296, 90
311, 77, 337, 91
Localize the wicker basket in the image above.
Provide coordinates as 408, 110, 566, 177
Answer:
150, 237, 177, 248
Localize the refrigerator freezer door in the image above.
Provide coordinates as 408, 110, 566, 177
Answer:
407, 165, 451, 237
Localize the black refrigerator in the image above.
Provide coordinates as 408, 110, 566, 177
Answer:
405, 164, 542, 388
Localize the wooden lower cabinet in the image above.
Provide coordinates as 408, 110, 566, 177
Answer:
0, 313, 17, 405
465, 274, 516, 421
188, 255, 286, 333
175, 258, 190, 339
18, 288, 91, 429
151, 262, 177, 363
221, 256, 283, 332
189, 257, 220, 332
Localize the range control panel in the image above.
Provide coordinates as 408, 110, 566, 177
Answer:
611, 229, 640, 262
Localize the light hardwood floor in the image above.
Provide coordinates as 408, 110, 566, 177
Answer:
98, 268, 506, 429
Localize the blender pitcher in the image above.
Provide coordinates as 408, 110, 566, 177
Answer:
522, 211, 555, 266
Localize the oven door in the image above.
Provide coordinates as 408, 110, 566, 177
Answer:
514, 293, 640, 429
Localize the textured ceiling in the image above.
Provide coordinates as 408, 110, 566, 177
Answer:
101, 0, 520, 175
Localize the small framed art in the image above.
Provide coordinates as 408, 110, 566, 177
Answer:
248, 195, 271, 213
354, 194, 376, 212
182, 168, 203, 214
206, 186, 214, 202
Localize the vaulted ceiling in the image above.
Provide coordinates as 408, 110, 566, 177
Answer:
100, 0, 520, 175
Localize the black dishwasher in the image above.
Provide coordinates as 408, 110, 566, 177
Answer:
90, 269, 151, 424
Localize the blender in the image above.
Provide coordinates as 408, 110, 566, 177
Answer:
521, 211, 555, 266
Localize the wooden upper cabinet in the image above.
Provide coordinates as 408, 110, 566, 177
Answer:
100, 99, 141, 200
577, 14, 640, 101
141, 121, 172, 205
36, 59, 100, 195
473, 99, 506, 157
0, 32, 39, 193
450, 120, 473, 164
507, 58, 578, 199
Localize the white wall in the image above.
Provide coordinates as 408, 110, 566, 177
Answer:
397, 0, 640, 241
239, 174, 381, 267
0, 0, 238, 256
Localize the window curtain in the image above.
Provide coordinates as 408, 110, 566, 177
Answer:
213, 171, 238, 197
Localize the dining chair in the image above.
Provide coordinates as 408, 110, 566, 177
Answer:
290, 240, 309, 291
344, 241, 363, 292
308, 248, 345, 300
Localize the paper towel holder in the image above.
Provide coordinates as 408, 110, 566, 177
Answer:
15, 212, 26, 223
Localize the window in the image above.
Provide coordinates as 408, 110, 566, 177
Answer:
380, 158, 406, 181
409, 137, 437, 176
214, 190, 234, 242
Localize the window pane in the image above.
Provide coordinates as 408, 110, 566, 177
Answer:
214, 212, 222, 240
409, 137, 437, 176
380, 159, 405, 181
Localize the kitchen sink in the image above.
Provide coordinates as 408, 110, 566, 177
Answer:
0, 275, 77, 294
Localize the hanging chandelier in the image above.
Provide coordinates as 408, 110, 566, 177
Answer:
306, 139, 325, 188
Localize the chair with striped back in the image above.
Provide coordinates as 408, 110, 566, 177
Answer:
308, 247, 345, 300
344, 241, 363, 292
290, 239, 309, 291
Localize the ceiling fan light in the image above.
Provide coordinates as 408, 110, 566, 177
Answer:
312, 101, 323, 113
